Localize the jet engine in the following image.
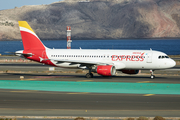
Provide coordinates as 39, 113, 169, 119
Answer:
121, 70, 139, 74
93, 65, 116, 76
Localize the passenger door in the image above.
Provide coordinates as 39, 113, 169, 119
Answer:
147, 52, 153, 63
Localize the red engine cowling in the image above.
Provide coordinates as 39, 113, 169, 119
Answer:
96, 65, 116, 76
121, 70, 139, 74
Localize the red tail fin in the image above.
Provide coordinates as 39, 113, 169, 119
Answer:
18, 21, 46, 50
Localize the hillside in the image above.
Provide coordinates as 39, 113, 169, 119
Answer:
0, 0, 180, 40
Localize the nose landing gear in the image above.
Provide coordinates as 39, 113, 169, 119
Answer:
150, 70, 155, 79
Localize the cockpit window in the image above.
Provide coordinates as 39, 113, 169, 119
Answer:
158, 55, 169, 59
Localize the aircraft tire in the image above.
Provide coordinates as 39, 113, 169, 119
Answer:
86, 73, 92, 78
150, 75, 155, 79
90, 73, 93, 78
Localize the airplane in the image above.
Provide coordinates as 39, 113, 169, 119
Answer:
15, 21, 176, 79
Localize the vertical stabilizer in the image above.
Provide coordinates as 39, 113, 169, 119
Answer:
18, 21, 46, 50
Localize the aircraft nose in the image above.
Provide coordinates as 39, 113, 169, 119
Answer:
169, 59, 176, 68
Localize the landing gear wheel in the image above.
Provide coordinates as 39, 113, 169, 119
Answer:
150, 75, 155, 79
86, 73, 93, 78
150, 70, 155, 79
90, 73, 93, 78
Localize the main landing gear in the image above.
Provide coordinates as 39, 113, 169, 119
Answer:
150, 70, 155, 79
86, 69, 93, 78
86, 73, 93, 78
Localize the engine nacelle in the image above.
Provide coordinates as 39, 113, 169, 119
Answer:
96, 65, 116, 76
121, 70, 139, 74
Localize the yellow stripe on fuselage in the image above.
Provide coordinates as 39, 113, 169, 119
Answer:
18, 21, 35, 33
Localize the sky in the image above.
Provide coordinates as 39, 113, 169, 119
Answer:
0, 0, 62, 10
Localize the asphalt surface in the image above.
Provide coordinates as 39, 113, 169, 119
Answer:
0, 89, 180, 117
0, 61, 180, 118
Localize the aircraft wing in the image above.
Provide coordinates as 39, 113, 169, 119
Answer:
42, 59, 126, 70
46, 59, 111, 66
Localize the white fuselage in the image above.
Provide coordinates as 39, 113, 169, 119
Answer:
45, 49, 176, 70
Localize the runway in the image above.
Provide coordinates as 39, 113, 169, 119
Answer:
0, 63, 180, 117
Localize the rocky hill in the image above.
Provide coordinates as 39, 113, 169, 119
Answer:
0, 0, 180, 40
